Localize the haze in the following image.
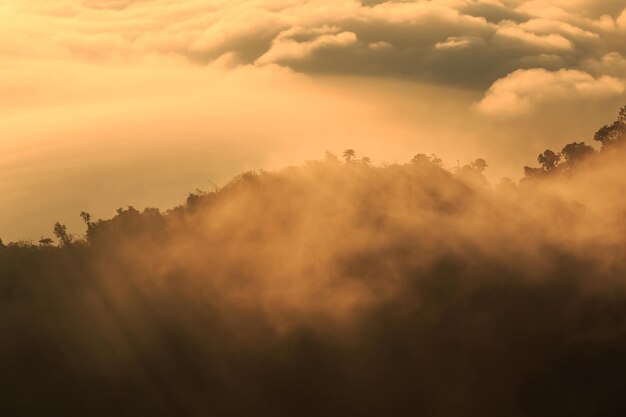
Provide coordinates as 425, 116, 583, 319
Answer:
3, 2, 626, 416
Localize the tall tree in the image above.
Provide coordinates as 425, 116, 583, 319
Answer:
537, 149, 561, 171
39, 237, 54, 246
594, 106, 626, 147
411, 153, 430, 165
561, 142, 594, 163
53, 223, 71, 246
343, 149, 356, 163
471, 158, 488, 173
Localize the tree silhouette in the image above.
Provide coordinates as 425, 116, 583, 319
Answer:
39, 237, 54, 246
561, 142, 594, 164
411, 153, 442, 167
457, 158, 489, 186
470, 158, 488, 173
80, 211, 98, 242
53, 222, 71, 246
537, 149, 560, 171
343, 149, 356, 163
523, 166, 544, 178
80, 211, 92, 227
594, 106, 626, 147
361, 156, 372, 165
411, 153, 430, 165
430, 154, 443, 167
324, 151, 340, 165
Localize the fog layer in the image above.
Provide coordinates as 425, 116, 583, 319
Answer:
2, 120, 626, 415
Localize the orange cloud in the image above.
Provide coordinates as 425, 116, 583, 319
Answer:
477, 68, 625, 117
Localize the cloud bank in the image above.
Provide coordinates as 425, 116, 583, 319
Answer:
3, 4, 625, 72
2, 0, 625, 117
477, 68, 625, 117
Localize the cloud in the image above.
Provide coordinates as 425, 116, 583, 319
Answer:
459, 0, 529, 23
518, 0, 626, 18
3, 0, 625, 90
255, 26, 358, 66
435, 35, 484, 50
477, 68, 625, 117
583, 52, 626, 77
618, 8, 626, 29
493, 25, 573, 52
519, 18, 600, 41
82, 0, 138, 10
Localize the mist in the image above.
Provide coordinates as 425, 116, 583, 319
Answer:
3, 108, 626, 415
3, 61, 624, 241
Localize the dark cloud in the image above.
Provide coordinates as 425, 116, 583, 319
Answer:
460, 1, 530, 23
361, 0, 389, 6
5, 1, 625, 96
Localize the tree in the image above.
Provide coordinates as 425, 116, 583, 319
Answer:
324, 151, 340, 165
594, 106, 626, 147
470, 158, 488, 173
561, 142, 594, 163
80, 211, 98, 242
537, 149, 560, 171
80, 211, 92, 226
430, 154, 443, 167
411, 153, 442, 167
39, 237, 54, 246
343, 149, 356, 163
361, 156, 372, 165
524, 166, 544, 178
53, 222, 71, 246
186, 192, 202, 208
496, 177, 518, 193
457, 158, 488, 187
411, 153, 430, 165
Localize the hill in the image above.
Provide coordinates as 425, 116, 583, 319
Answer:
1, 108, 626, 416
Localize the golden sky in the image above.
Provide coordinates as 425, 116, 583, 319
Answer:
1, 0, 626, 241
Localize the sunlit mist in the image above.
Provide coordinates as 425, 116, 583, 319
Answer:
2, 1, 626, 416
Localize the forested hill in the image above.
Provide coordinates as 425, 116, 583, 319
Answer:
1, 107, 626, 417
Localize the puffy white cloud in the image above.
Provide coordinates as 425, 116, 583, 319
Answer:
477, 68, 625, 117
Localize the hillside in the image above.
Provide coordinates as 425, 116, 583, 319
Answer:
1, 108, 626, 416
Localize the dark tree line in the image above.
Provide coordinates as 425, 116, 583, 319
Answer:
524, 106, 626, 178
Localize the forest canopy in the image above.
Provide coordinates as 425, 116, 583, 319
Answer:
1, 106, 626, 417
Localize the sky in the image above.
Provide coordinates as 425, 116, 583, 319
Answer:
1, 0, 626, 242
